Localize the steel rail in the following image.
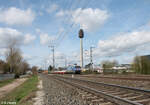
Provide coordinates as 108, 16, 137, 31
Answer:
88, 76, 150, 81
58, 75, 150, 94
53, 76, 143, 105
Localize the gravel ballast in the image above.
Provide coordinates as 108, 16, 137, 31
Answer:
40, 74, 89, 105
66, 75, 150, 90
78, 77, 150, 90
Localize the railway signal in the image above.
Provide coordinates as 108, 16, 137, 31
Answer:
90, 46, 95, 71
78, 29, 84, 68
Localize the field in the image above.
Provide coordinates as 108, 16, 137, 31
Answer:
0, 75, 38, 105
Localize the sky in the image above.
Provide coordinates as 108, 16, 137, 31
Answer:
0, 0, 150, 68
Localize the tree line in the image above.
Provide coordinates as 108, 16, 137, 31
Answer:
101, 56, 150, 75
0, 40, 37, 78
132, 55, 150, 74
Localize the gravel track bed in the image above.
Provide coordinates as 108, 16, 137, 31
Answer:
96, 78, 150, 89
41, 74, 97, 105
64, 75, 150, 90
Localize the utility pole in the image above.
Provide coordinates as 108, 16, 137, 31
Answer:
65, 57, 67, 68
78, 29, 84, 68
90, 47, 94, 71
48, 46, 55, 69
84, 50, 89, 64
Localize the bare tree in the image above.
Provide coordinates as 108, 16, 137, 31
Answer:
5, 39, 24, 77
101, 60, 118, 69
101, 60, 119, 74
0, 60, 5, 73
6, 47, 22, 71
31, 66, 38, 75
20, 60, 30, 75
132, 56, 140, 74
0, 60, 10, 74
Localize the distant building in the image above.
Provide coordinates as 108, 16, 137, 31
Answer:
112, 64, 131, 70
120, 64, 132, 69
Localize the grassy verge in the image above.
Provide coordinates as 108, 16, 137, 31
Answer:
0, 79, 14, 88
0, 75, 38, 105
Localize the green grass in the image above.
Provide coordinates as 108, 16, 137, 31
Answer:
0, 75, 38, 105
0, 79, 14, 88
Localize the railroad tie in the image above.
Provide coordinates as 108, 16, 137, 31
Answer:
125, 95, 143, 100
55, 75, 150, 105
134, 98, 150, 104
110, 91, 126, 95
78, 91, 88, 96
81, 94, 92, 99
78, 92, 85, 96
97, 102, 113, 105
82, 94, 92, 97
91, 99, 104, 102
117, 93, 134, 97
86, 96, 98, 101
102, 90, 117, 94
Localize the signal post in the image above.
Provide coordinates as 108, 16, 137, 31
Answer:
78, 29, 84, 68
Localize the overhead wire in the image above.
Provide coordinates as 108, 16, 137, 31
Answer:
55, 0, 95, 48
54, 0, 82, 48
47, 0, 78, 66
54, 0, 87, 48
48, 0, 73, 46
48, 0, 95, 66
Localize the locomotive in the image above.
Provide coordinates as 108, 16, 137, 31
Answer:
52, 65, 81, 74
66, 65, 81, 74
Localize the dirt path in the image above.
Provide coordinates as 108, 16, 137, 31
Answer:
0, 78, 27, 99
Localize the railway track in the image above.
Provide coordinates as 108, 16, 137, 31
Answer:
52, 75, 117, 105
52, 75, 150, 105
80, 75, 150, 81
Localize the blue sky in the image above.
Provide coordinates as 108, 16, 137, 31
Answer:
0, 0, 150, 68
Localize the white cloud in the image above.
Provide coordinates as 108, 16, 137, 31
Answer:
0, 27, 36, 47
40, 33, 56, 45
96, 30, 150, 57
56, 10, 64, 17
56, 10, 69, 17
24, 34, 36, 45
0, 48, 7, 56
56, 8, 109, 32
39, 28, 64, 45
72, 8, 109, 32
0, 27, 22, 47
46, 4, 58, 13
35, 28, 41, 33
0, 7, 35, 25
22, 54, 36, 60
